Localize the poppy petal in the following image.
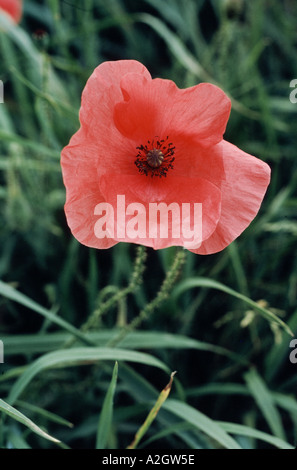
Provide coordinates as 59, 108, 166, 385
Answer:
191, 141, 271, 255
99, 173, 222, 249
69, 62, 152, 177
170, 137, 225, 186
114, 74, 231, 147
79, 60, 151, 144
0, 0, 22, 23
61, 140, 117, 249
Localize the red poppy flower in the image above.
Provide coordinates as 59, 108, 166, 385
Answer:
0, 0, 22, 23
61, 60, 270, 254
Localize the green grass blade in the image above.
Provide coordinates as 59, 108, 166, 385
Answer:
137, 13, 263, 121
217, 421, 293, 449
163, 399, 242, 449
0, 280, 95, 346
16, 400, 73, 429
116, 366, 202, 448
186, 382, 297, 423
137, 13, 211, 81
139, 421, 204, 449
244, 368, 286, 440
96, 362, 118, 449
7, 429, 31, 449
0, 398, 60, 444
141, 419, 293, 450
265, 308, 297, 382
127, 371, 176, 449
0, 13, 40, 65
7, 348, 169, 406
273, 393, 297, 418
0, 130, 61, 158
2, 330, 247, 365
173, 277, 293, 336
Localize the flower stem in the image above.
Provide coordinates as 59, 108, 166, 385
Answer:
107, 248, 187, 347
82, 245, 147, 331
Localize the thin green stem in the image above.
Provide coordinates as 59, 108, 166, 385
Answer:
107, 248, 187, 348
81, 245, 147, 332
63, 246, 147, 348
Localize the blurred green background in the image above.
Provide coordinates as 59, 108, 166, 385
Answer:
0, 0, 297, 449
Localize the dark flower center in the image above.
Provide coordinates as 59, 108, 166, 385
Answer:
146, 148, 164, 168
135, 137, 175, 178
